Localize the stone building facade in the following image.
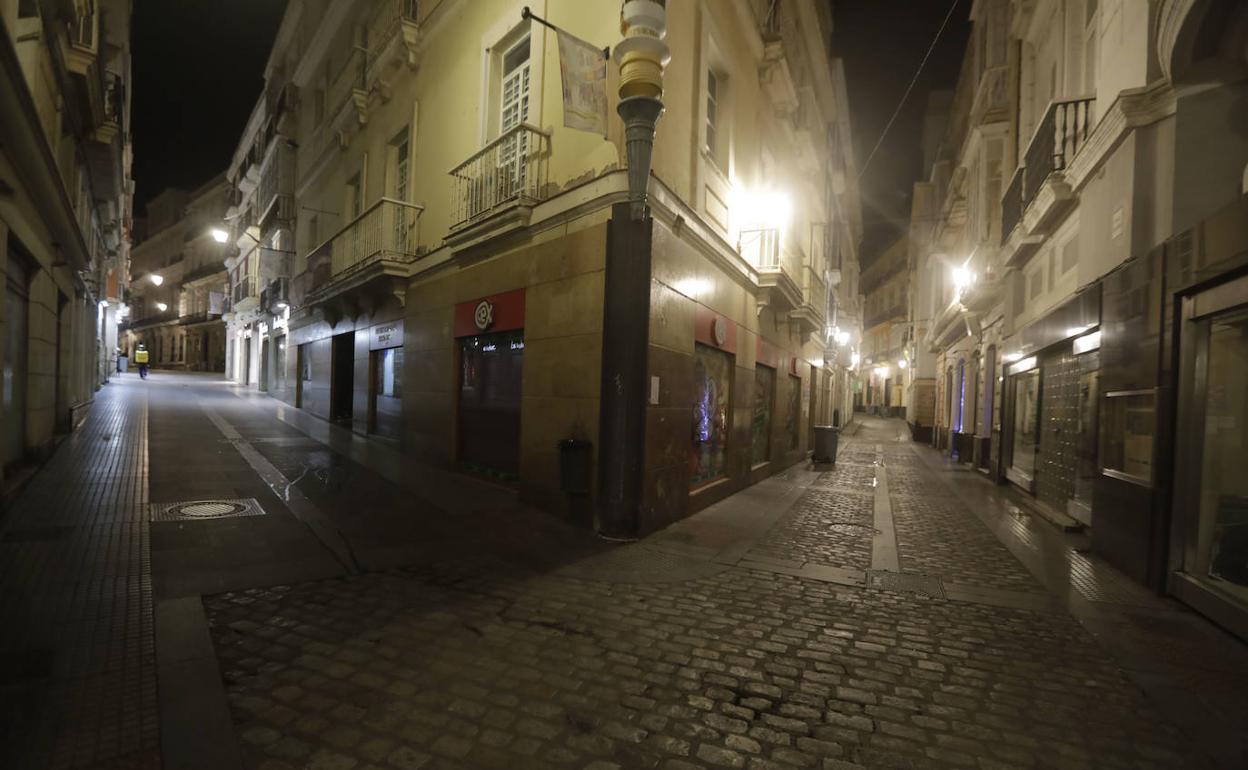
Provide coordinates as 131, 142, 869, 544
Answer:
123, 176, 231, 371
219, 0, 864, 536
859, 235, 909, 417
0, 0, 133, 495
907, 0, 1248, 639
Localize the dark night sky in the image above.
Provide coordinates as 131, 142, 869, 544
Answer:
131, 0, 287, 212
833, 0, 971, 260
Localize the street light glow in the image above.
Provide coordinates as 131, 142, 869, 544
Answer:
156, 302, 168, 312
836, 331, 850, 346
211, 228, 229, 243
149, 274, 164, 286
898, 359, 908, 369
951, 265, 974, 293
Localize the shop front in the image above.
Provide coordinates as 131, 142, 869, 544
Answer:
1000, 288, 1101, 522
1169, 260, 1248, 639
367, 320, 404, 441
454, 289, 525, 481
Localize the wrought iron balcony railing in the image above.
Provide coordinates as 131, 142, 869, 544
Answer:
328, 197, 424, 277
449, 123, 550, 229
366, 0, 421, 80
1002, 97, 1095, 241
1024, 97, 1094, 201
258, 142, 295, 229
1002, 167, 1024, 243
739, 228, 781, 269
232, 271, 258, 306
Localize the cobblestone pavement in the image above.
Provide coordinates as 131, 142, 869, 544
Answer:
5, 376, 1245, 769
204, 418, 1217, 769
207, 558, 1196, 770
747, 489, 875, 571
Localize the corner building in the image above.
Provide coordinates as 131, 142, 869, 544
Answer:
222, 0, 863, 536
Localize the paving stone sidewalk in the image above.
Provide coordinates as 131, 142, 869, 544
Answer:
0, 380, 160, 770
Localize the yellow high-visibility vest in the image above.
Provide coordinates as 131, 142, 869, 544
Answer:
134, 350, 149, 364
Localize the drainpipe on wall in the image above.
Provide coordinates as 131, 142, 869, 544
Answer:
595, 1, 670, 539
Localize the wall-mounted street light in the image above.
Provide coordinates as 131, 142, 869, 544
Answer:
836, 330, 851, 346
155, 302, 168, 312
149, 273, 164, 286
951, 265, 975, 294
897, 359, 908, 369
211, 228, 230, 244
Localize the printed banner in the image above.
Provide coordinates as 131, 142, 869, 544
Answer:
557, 30, 607, 134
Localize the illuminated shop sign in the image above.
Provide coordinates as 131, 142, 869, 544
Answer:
369, 320, 404, 351
454, 289, 526, 338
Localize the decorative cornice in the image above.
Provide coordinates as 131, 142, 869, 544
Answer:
1156, 0, 1199, 84
1065, 80, 1177, 193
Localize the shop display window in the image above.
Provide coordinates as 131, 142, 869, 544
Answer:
1009, 369, 1040, 482
786, 374, 801, 450
691, 344, 733, 487
1196, 307, 1248, 597
1100, 390, 1155, 486
751, 365, 775, 466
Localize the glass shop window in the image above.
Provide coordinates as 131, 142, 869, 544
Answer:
751, 364, 775, 466
786, 374, 801, 450
1010, 369, 1041, 480
1101, 391, 1155, 486
691, 344, 733, 488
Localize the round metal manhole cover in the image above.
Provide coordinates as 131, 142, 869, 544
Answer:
171, 501, 250, 519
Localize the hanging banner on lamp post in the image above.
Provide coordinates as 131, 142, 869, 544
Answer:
557, 29, 608, 135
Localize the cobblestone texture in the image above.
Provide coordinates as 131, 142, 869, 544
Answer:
890, 493, 1042, 593
206, 559, 1201, 770
749, 490, 875, 570
0, 381, 160, 770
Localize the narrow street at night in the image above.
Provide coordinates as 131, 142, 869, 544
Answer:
2, 372, 1247, 768
5, 0, 1248, 768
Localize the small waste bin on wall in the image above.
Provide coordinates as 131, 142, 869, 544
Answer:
813, 425, 839, 464
558, 439, 593, 524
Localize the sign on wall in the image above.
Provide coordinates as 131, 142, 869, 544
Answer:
370, 320, 404, 351
454, 289, 526, 338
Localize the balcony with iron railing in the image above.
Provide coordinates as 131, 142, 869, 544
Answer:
365, 0, 422, 79
796, 263, 828, 335
328, 197, 424, 277
257, 142, 296, 231
1001, 97, 1096, 245
739, 227, 804, 314
231, 270, 259, 308
62, 0, 98, 75
449, 124, 550, 233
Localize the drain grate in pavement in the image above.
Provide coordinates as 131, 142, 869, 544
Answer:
150, 498, 267, 522
868, 570, 946, 598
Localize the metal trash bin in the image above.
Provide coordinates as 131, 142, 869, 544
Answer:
558, 439, 593, 525
117, 355, 128, 373
813, 425, 839, 464
558, 439, 592, 494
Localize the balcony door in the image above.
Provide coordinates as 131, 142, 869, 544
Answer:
498, 36, 531, 201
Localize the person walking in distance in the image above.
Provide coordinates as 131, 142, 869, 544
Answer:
134, 344, 150, 379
